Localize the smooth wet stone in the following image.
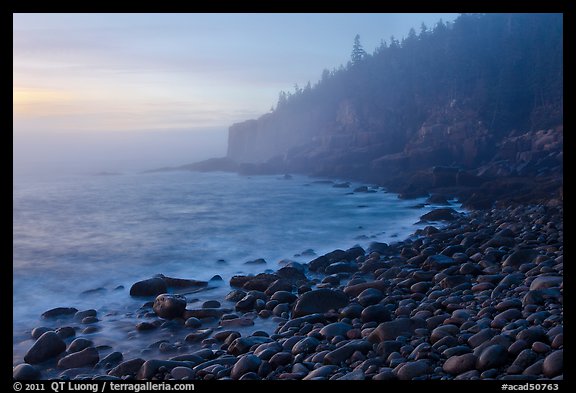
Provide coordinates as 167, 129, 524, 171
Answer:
24, 331, 66, 364
41, 307, 78, 319
137, 360, 199, 379
74, 309, 97, 321
271, 291, 298, 304
228, 336, 273, 356
319, 322, 352, 339
108, 358, 145, 377
68, 338, 93, 353
130, 278, 167, 297
171, 366, 195, 380
396, 359, 430, 380
291, 337, 320, 355
530, 275, 563, 290
302, 365, 339, 380
96, 351, 123, 369
356, 288, 384, 307
542, 350, 563, 378
502, 249, 539, 267
361, 304, 391, 323
230, 354, 261, 379
13, 363, 41, 380
443, 353, 477, 375
323, 340, 373, 365
153, 294, 187, 319
477, 344, 508, 370
292, 289, 349, 317
367, 318, 426, 343
185, 329, 213, 342
31, 327, 52, 340
58, 347, 99, 369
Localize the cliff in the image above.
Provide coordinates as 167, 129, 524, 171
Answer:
221, 13, 563, 208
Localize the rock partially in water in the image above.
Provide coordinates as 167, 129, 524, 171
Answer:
130, 278, 167, 297
153, 294, 187, 319
57, 347, 99, 369
24, 331, 66, 364
41, 307, 78, 319
13, 363, 41, 380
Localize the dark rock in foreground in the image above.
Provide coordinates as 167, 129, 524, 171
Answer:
24, 331, 66, 364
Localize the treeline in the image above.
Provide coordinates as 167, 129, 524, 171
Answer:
272, 13, 562, 144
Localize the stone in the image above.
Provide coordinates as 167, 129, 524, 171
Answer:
271, 291, 298, 304
159, 275, 208, 289
344, 280, 387, 297
325, 262, 358, 274
361, 304, 392, 323
467, 328, 496, 348
137, 360, 198, 379
542, 350, 562, 378
24, 331, 66, 364
13, 363, 41, 380
129, 278, 167, 297
58, 347, 99, 369
292, 289, 349, 317
202, 300, 221, 308
302, 365, 339, 380
443, 353, 477, 375
319, 322, 352, 339
530, 276, 563, 291
225, 289, 246, 302
477, 344, 508, 370
367, 318, 426, 343
357, 288, 384, 307
396, 360, 430, 380
420, 208, 458, 221
230, 354, 262, 379
68, 338, 93, 353
74, 309, 97, 321
277, 266, 307, 281
323, 340, 373, 365
41, 307, 78, 319
228, 336, 274, 356
502, 249, 539, 267
153, 294, 187, 319
269, 352, 293, 368
291, 337, 320, 355
55, 326, 76, 339
136, 322, 157, 331
31, 327, 52, 340
108, 358, 145, 377
96, 351, 123, 369
171, 366, 195, 380
184, 329, 213, 342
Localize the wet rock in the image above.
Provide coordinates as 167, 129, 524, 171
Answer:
108, 358, 145, 377
41, 307, 78, 319
420, 208, 459, 221
325, 261, 358, 274
530, 275, 563, 290
185, 329, 213, 342
58, 347, 99, 369
361, 304, 392, 324
31, 327, 52, 340
269, 352, 292, 368
323, 340, 373, 364
230, 354, 262, 379
336, 370, 366, 380
185, 317, 202, 328
368, 318, 426, 343
136, 322, 157, 331
271, 291, 298, 304
467, 328, 496, 348
159, 275, 208, 289
344, 281, 387, 297
302, 365, 339, 380
396, 359, 430, 380
137, 360, 198, 379
24, 331, 66, 364
243, 274, 279, 291
74, 309, 97, 321
96, 352, 123, 369
129, 278, 167, 297
276, 266, 307, 282
55, 327, 76, 339
542, 350, 563, 378
319, 322, 352, 339
171, 366, 195, 380
184, 308, 229, 319
228, 336, 273, 356
357, 288, 384, 307
68, 338, 93, 353
443, 353, 477, 375
225, 289, 247, 302
13, 363, 41, 380
502, 249, 539, 267
291, 337, 320, 355
153, 294, 187, 319
244, 258, 267, 265
202, 300, 221, 308
477, 344, 508, 370
292, 289, 349, 318
265, 279, 293, 295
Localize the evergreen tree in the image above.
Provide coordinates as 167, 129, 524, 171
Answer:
351, 34, 367, 65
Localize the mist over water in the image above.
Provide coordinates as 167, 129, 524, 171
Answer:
13, 169, 453, 366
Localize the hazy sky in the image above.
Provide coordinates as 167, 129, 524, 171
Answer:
13, 13, 458, 173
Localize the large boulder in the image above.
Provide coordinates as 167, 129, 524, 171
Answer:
57, 347, 99, 369
129, 278, 167, 297
24, 331, 66, 364
420, 208, 459, 222
292, 289, 349, 318
153, 294, 187, 319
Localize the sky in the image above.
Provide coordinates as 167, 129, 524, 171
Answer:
13, 13, 458, 173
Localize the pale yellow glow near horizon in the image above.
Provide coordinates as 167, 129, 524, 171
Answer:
13, 87, 74, 115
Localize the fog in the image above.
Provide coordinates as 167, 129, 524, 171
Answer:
13, 128, 227, 176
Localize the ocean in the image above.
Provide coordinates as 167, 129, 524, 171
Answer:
13, 170, 453, 366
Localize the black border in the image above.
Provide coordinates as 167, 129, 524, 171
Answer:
9, 0, 571, 390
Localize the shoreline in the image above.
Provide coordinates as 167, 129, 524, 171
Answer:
14, 200, 563, 381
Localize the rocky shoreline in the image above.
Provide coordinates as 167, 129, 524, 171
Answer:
14, 203, 563, 381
